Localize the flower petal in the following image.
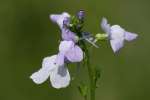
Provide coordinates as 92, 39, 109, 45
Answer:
59, 41, 74, 53
65, 45, 83, 62
61, 28, 76, 42
42, 55, 57, 69
55, 41, 75, 66
101, 17, 111, 34
125, 31, 138, 41
50, 12, 70, 29
30, 55, 57, 84
110, 25, 125, 40
50, 14, 60, 23
50, 64, 70, 89
55, 52, 65, 66
110, 39, 124, 53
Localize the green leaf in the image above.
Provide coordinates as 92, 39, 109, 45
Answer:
78, 83, 88, 97
93, 67, 101, 88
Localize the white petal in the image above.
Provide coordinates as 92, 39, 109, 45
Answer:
55, 52, 65, 66
101, 17, 111, 34
50, 14, 60, 23
59, 41, 74, 53
125, 31, 138, 41
30, 68, 51, 84
50, 12, 70, 29
42, 55, 57, 69
30, 55, 57, 84
110, 39, 124, 53
110, 25, 125, 40
50, 65, 70, 89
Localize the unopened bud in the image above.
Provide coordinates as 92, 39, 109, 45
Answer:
95, 33, 108, 40
77, 10, 85, 20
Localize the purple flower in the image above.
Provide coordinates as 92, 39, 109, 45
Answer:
30, 40, 83, 89
101, 18, 138, 53
55, 40, 83, 66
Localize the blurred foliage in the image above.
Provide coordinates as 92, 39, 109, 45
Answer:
0, 0, 150, 100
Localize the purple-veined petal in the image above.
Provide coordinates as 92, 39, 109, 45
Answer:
101, 17, 111, 34
125, 31, 138, 41
30, 55, 57, 84
65, 45, 83, 62
110, 39, 124, 53
50, 12, 70, 29
50, 64, 70, 89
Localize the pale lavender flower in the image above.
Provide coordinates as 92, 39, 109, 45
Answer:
31, 12, 83, 89
55, 40, 83, 66
101, 18, 138, 53
30, 41, 83, 89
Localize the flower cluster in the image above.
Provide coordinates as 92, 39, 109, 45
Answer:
30, 11, 138, 89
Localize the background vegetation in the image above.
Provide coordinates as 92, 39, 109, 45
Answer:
0, 0, 150, 100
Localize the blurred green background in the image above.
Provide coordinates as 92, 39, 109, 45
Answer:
0, 0, 150, 100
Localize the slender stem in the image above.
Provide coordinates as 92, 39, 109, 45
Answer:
70, 15, 96, 100
83, 43, 95, 100
86, 50, 95, 100
84, 95, 88, 100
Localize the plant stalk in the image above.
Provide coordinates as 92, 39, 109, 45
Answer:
83, 43, 95, 100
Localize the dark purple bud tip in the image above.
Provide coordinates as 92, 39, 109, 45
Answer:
82, 32, 92, 39
63, 17, 70, 27
77, 10, 85, 20
76, 24, 82, 30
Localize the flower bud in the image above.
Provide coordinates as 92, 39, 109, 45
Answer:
95, 33, 108, 40
82, 32, 92, 39
77, 10, 85, 20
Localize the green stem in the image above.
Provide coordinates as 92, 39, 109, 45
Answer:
86, 50, 95, 100
82, 42, 95, 100
71, 20, 96, 99
84, 95, 88, 100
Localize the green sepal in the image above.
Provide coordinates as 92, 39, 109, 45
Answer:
69, 15, 84, 35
